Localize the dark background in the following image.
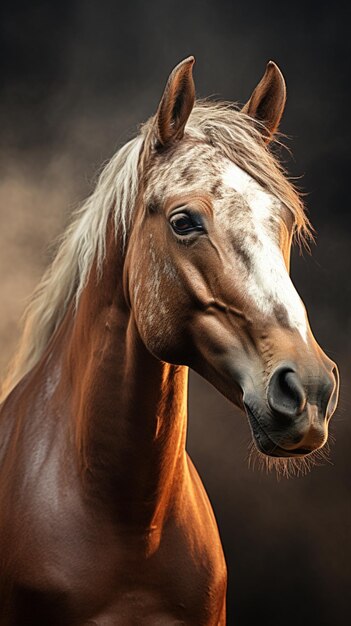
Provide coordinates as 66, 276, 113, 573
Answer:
1, 1, 350, 624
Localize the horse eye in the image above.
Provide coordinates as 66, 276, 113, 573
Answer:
169, 212, 204, 236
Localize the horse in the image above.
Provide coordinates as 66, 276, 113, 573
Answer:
0, 56, 339, 625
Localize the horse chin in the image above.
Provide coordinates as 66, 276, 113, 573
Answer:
244, 406, 331, 478
244, 404, 318, 459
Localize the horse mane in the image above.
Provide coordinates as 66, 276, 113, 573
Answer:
0, 101, 311, 403
0, 136, 144, 403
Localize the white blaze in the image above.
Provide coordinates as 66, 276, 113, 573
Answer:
222, 160, 308, 341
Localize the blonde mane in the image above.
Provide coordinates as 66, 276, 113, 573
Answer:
0, 101, 311, 403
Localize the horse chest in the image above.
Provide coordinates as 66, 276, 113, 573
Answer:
0, 489, 226, 625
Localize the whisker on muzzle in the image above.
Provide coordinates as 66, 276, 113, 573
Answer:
246, 439, 333, 480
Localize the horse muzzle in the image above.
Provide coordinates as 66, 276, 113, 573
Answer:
244, 360, 339, 458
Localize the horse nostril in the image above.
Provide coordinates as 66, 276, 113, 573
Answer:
267, 366, 307, 418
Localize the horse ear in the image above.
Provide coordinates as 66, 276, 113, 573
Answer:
154, 56, 195, 147
242, 61, 286, 143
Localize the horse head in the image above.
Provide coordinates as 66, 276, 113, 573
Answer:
124, 58, 339, 459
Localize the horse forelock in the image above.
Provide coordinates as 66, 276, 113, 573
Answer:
1, 100, 311, 403
144, 101, 311, 242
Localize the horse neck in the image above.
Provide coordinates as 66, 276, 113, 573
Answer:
61, 226, 189, 525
